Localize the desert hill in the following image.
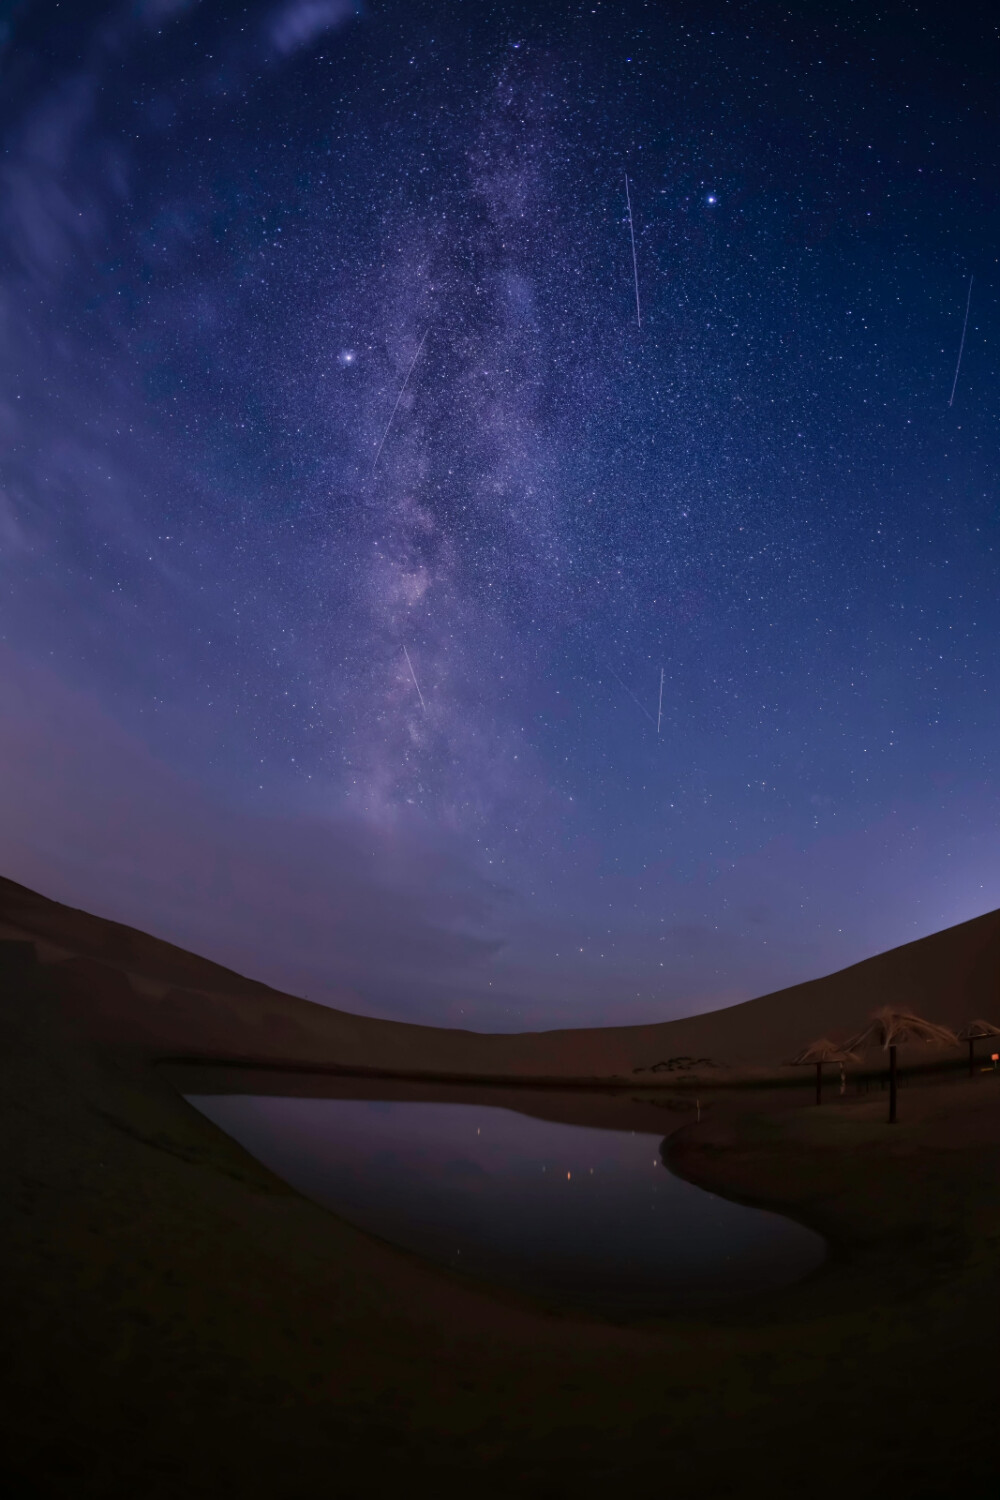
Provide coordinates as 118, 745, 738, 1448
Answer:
2, 873, 998, 1082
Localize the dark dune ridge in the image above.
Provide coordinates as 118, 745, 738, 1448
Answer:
1, 873, 997, 1080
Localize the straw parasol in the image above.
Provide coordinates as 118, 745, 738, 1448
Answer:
787, 1038, 859, 1105
844, 1008, 958, 1124
956, 1019, 1000, 1077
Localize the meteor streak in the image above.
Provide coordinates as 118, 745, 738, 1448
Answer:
609, 664, 654, 724
372, 328, 430, 474
947, 275, 973, 408
625, 173, 641, 330
402, 643, 426, 711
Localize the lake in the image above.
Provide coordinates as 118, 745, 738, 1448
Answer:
185, 1085, 826, 1316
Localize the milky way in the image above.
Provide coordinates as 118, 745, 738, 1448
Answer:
2, 0, 999, 1027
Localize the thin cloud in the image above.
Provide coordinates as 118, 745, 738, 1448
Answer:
265, 0, 361, 57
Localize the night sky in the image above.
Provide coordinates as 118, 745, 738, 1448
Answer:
1, 0, 998, 1029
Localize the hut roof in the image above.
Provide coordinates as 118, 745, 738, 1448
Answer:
845, 1007, 958, 1053
955, 1018, 1000, 1041
787, 1037, 859, 1066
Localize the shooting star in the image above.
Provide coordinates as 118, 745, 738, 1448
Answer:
657, 668, 664, 735
624, 173, 641, 330
948, 274, 973, 409
402, 644, 426, 711
609, 664, 654, 724
372, 328, 430, 475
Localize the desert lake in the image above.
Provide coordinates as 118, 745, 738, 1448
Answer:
185, 1091, 827, 1314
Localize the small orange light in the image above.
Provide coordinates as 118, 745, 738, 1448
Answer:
992, 1053, 999, 1063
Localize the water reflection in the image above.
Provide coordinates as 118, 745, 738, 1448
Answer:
184, 1082, 825, 1315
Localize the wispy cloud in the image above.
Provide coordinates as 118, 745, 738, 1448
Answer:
265, 0, 361, 57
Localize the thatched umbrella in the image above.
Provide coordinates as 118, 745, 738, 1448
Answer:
787, 1038, 859, 1105
956, 1020, 1000, 1078
844, 1008, 958, 1124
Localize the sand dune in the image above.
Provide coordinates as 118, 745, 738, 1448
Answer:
3, 873, 998, 1081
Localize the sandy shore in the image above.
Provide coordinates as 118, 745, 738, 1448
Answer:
3, 911, 1000, 1497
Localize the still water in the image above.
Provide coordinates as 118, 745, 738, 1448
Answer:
186, 1091, 826, 1315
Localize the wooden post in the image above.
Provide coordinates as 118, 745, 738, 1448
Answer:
815, 1061, 822, 1105
968, 1038, 975, 1078
888, 1044, 898, 1124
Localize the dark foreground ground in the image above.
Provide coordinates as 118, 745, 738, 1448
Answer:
3, 950, 999, 1498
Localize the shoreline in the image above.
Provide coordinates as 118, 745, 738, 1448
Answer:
160, 1049, 984, 1094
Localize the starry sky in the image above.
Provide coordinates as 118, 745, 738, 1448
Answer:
1, 0, 998, 1029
